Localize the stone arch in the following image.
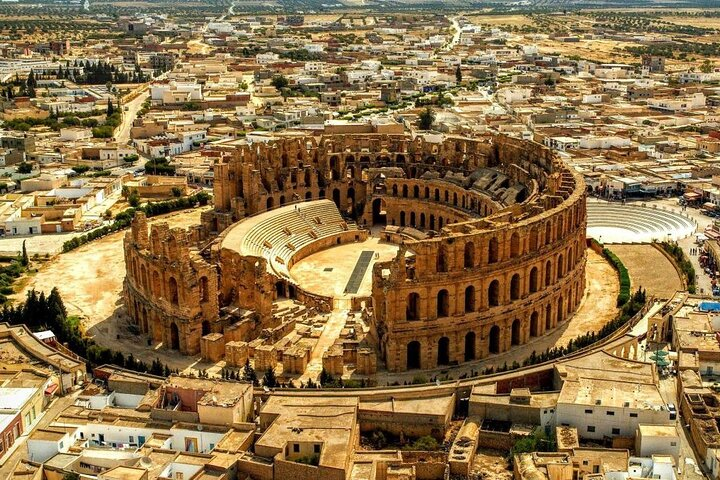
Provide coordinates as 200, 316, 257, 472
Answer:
529, 267, 539, 293
557, 254, 564, 279
546, 304, 552, 330
437, 289, 449, 317
437, 337, 450, 365
557, 296, 564, 322
488, 280, 500, 307
488, 237, 499, 264
152, 270, 161, 296
510, 232, 521, 258
266, 196, 274, 211
400, 211, 406, 227
420, 213, 426, 229
202, 320, 211, 336
168, 277, 179, 306
437, 244, 448, 273
413, 185, 420, 198
545, 260, 552, 286
464, 332, 476, 361
489, 325, 500, 354
465, 285, 475, 313
510, 274, 521, 301
170, 322, 180, 350
464, 241, 475, 268
402, 184, 408, 198
530, 311, 539, 337
529, 227, 539, 251
511, 319, 521, 346
407, 341, 421, 370
406, 292, 420, 321
545, 222, 552, 244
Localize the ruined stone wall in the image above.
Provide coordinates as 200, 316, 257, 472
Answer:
369, 136, 587, 372
123, 212, 219, 355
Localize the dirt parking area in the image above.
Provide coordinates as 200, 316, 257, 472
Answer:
606, 244, 683, 299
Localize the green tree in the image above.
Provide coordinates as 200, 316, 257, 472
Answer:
26, 70, 36, 98
16, 162, 32, 174
271, 75, 289, 90
106, 98, 114, 116
263, 367, 277, 387
242, 359, 257, 385
128, 192, 140, 208
701, 59, 714, 74
20, 240, 28, 267
171, 186, 183, 197
455, 64, 462, 84
419, 106, 435, 130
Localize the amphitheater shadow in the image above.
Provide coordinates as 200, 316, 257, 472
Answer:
86, 301, 202, 372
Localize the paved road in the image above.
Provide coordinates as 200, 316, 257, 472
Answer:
0, 390, 80, 477
115, 89, 149, 146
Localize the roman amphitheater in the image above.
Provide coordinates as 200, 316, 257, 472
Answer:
123, 132, 587, 378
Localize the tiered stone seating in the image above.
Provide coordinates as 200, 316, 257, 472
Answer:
587, 202, 696, 243
225, 200, 357, 280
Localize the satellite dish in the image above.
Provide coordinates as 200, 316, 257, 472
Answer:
140, 456, 152, 467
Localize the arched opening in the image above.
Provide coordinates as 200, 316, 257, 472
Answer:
488, 280, 500, 307
437, 289, 450, 317
372, 198, 385, 225
488, 237, 499, 264
529, 267, 538, 294
410, 211, 416, 227
400, 211, 406, 227
546, 304, 552, 330
557, 254, 564, 279
392, 184, 398, 196
152, 271, 161, 296
464, 242, 475, 268
170, 323, 180, 350
465, 286, 475, 313
413, 185, 420, 198
545, 222, 552, 244
420, 213, 426, 229
437, 337, 450, 365
402, 185, 408, 198
406, 293, 420, 321
437, 245, 448, 273
510, 274, 521, 301
545, 260, 552, 287
510, 233, 521, 258
434, 189, 440, 201
429, 215, 435, 230
199, 276, 209, 303
530, 312, 539, 337
305, 191, 312, 200
169, 277, 179, 306
332, 188, 341, 209
464, 332, 476, 361
279, 195, 286, 206
530, 227, 539, 251
557, 296, 564, 322
407, 341, 421, 370
266, 197, 274, 211
202, 320, 211, 336
489, 325, 500, 354
511, 319, 521, 346
275, 281, 285, 298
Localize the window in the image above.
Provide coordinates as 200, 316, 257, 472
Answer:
59, 441, 64, 449
629, 413, 638, 418
129, 436, 134, 443
671, 442, 677, 446
612, 428, 620, 435
587, 426, 595, 433
606, 411, 615, 416
314, 444, 321, 454
584, 409, 593, 414
582, 460, 589, 466
293, 443, 300, 453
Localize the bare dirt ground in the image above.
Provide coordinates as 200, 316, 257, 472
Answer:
465, 14, 532, 27
14, 207, 210, 370
471, 449, 512, 480
606, 244, 683, 300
